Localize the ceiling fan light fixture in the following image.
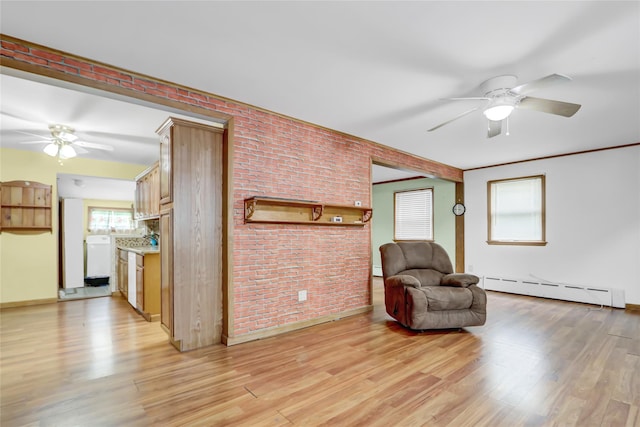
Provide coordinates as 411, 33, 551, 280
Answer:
57, 131, 78, 142
59, 144, 77, 159
43, 143, 59, 157
483, 104, 515, 121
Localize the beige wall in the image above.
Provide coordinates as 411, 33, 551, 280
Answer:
0, 148, 146, 304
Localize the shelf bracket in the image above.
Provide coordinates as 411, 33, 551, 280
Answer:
245, 199, 257, 220
362, 209, 373, 223
312, 205, 323, 221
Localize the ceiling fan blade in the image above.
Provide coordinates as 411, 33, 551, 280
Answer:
73, 146, 90, 154
518, 96, 582, 117
18, 140, 53, 145
510, 73, 572, 96
73, 140, 115, 151
15, 130, 50, 140
487, 120, 502, 138
444, 97, 490, 101
427, 107, 480, 132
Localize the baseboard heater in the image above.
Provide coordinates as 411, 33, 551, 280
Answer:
482, 276, 625, 308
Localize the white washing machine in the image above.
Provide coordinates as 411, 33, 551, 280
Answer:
85, 235, 112, 282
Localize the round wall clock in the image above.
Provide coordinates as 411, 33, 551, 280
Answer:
452, 203, 466, 216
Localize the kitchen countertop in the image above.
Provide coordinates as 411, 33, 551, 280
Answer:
118, 246, 160, 255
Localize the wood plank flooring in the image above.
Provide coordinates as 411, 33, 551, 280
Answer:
1, 279, 639, 426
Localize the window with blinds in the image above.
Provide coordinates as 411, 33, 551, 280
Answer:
488, 175, 546, 245
394, 188, 433, 241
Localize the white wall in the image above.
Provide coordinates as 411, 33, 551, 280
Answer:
464, 145, 640, 305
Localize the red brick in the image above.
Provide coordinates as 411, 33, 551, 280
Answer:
49, 62, 78, 74
1, 40, 29, 53
94, 65, 132, 81
12, 51, 47, 65
31, 49, 63, 62
63, 58, 93, 71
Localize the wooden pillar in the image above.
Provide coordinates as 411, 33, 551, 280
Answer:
455, 182, 465, 273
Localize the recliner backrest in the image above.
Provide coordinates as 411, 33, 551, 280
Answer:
380, 242, 454, 279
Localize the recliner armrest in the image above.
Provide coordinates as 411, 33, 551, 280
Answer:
441, 273, 480, 288
385, 274, 421, 289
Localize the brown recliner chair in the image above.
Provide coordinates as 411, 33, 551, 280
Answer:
379, 242, 486, 330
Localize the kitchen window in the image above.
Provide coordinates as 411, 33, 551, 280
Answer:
88, 207, 134, 232
487, 175, 546, 245
394, 188, 434, 241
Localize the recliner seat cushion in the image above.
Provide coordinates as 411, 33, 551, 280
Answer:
421, 286, 473, 311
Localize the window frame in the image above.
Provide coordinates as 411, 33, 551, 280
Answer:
87, 206, 135, 233
487, 174, 546, 246
393, 187, 434, 242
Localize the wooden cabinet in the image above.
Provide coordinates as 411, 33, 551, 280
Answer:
159, 131, 172, 205
1, 180, 52, 232
157, 117, 224, 351
160, 208, 173, 333
135, 252, 161, 322
117, 249, 128, 299
244, 197, 372, 226
134, 162, 160, 220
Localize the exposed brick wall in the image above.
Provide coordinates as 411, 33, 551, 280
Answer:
1, 36, 462, 337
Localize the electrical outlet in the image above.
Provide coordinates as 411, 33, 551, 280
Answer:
354, 201, 362, 207
468, 265, 474, 272
298, 290, 307, 302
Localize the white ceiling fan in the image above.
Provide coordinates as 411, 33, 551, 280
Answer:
17, 124, 115, 162
428, 74, 582, 138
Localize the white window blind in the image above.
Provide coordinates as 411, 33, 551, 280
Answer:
394, 188, 433, 241
488, 175, 545, 244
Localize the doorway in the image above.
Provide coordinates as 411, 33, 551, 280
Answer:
370, 162, 459, 277
1, 69, 231, 341
57, 174, 137, 301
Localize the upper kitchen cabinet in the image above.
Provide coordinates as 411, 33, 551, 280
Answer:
134, 162, 160, 220
159, 129, 172, 205
156, 117, 225, 352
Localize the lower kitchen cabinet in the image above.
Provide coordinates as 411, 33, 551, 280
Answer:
117, 247, 160, 322
117, 249, 128, 299
135, 252, 161, 321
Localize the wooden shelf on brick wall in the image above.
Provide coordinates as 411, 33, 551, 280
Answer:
244, 197, 372, 226
1, 180, 53, 232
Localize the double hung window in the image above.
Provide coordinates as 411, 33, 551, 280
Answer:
487, 175, 546, 245
394, 188, 434, 241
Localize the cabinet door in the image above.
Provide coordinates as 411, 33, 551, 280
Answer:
136, 255, 144, 311
134, 181, 142, 219
160, 208, 173, 333
117, 251, 124, 293
159, 130, 172, 205
136, 266, 144, 311
140, 175, 149, 218
120, 252, 128, 299
151, 165, 160, 217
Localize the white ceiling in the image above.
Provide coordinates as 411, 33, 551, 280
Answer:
1, 1, 639, 182
57, 173, 136, 201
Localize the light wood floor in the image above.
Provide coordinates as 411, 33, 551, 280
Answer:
2, 279, 639, 426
